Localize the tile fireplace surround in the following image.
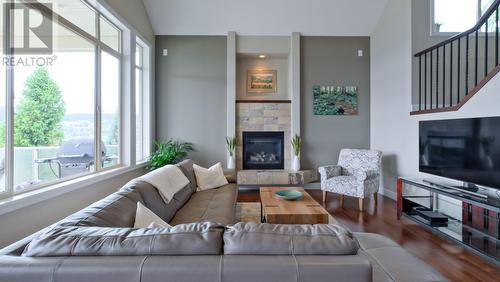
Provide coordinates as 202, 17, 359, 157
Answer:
236, 102, 291, 170
236, 102, 317, 185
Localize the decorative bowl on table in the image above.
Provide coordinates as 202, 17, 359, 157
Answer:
274, 190, 303, 200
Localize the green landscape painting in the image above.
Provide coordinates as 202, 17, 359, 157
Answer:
313, 85, 358, 115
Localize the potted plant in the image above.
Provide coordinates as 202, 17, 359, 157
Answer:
435, 22, 443, 32
226, 136, 237, 169
148, 139, 194, 170
291, 134, 302, 171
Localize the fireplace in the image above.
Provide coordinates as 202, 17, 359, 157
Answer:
242, 131, 284, 170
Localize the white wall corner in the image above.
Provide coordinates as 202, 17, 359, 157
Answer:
226, 31, 237, 166
290, 32, 301, 137
382, 188, 397, 201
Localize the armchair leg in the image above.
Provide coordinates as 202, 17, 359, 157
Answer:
374, 193, 378, 207
358, 198, 364, 212
322, 191, 327, 203
339, 195, 344, 207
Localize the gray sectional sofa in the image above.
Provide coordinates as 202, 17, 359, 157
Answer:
0, 160, 446, 282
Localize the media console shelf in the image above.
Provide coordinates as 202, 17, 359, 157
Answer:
397, 178, 500, 264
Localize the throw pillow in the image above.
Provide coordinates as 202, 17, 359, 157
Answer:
137, 165, 190, 203
193, 162, 229, 191
134, 202, 172, 228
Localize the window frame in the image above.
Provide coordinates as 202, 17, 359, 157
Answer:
0, 0, 152, 200
430, 0, 492, 36
134, 38, 151, 164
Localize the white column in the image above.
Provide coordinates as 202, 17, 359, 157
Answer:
226, 32, 237, 166
290, 32, 301, 165
290, 32, 300, 136
120, 29, 134, 166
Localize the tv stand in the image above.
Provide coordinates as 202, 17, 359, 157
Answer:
422, 179, 486, 198
451, 185, 478, 192
397, 178, 500, 264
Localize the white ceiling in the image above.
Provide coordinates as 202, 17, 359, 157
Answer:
142, 0, 389, 36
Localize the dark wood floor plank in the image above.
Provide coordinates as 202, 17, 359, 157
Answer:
237, 189, 500, 282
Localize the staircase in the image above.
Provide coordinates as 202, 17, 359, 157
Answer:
412, 0, 500, 115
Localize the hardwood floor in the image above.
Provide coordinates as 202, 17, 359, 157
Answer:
237, 189, 500, 282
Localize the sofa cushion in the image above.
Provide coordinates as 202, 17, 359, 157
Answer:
22, 222, 224, 257
354, 233, 447, 282
172, 184, 194, 211
223, 222, 359, 255
120, 180, 191, 224
176, 159, 198, 192
169, 184, 238, 226
138, 165, 190, 203
59, 188, 142, 228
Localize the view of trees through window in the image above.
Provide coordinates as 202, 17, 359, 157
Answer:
13, 68, 65, 147
0, 0, 150, 198
1, 1, 122, 192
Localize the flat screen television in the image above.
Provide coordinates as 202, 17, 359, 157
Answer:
419, 116, 500, 190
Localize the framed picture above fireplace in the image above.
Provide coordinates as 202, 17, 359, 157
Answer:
247, 70, 277, 94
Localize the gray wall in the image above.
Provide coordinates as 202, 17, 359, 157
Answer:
301, 37, 371, 169
155, 36, 227, 167
236, 57, 289, 101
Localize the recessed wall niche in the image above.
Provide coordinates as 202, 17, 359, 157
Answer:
235, 35, 292, 102
236, 55, 289, 101
227, 34, 300, 169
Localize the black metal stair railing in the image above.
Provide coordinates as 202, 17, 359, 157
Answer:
413, 0, 500, 115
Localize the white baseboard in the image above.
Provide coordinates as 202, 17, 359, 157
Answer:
304, 182, 321, 189
382, 188, 397, 201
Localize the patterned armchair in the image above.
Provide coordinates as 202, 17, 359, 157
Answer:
318, 149, 382, 211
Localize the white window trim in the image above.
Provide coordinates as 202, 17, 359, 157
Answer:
0, 163, 147, 216
134, 37, 152, 163
0, 0, 154, 202
430, 0, 490, 36
2, 1, 123, 199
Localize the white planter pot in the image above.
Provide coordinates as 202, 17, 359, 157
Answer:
227, 155, 236, 169
292, 155, 301, 171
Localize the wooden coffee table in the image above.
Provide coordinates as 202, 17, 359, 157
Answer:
259, 187, 329, 224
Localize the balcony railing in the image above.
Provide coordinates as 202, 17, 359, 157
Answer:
0, 145, 118, 192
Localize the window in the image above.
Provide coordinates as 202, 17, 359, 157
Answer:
101, 50, 120, 168
135, 40, 151, 163
0, 0, 152, 199
0, 3, 5, 194
5, 1, 122, 192
100, 16, 121, 53
12, 23, 96, 191
432, 0, 495, 34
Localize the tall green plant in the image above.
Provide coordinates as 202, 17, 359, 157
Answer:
148, 139, 194, 170
226, 136, 237, 157
291, 134, 302, 157
14, 68, 65, 146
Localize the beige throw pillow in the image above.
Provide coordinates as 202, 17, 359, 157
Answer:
193, 162, 229, 191
134, 202, 172, 228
